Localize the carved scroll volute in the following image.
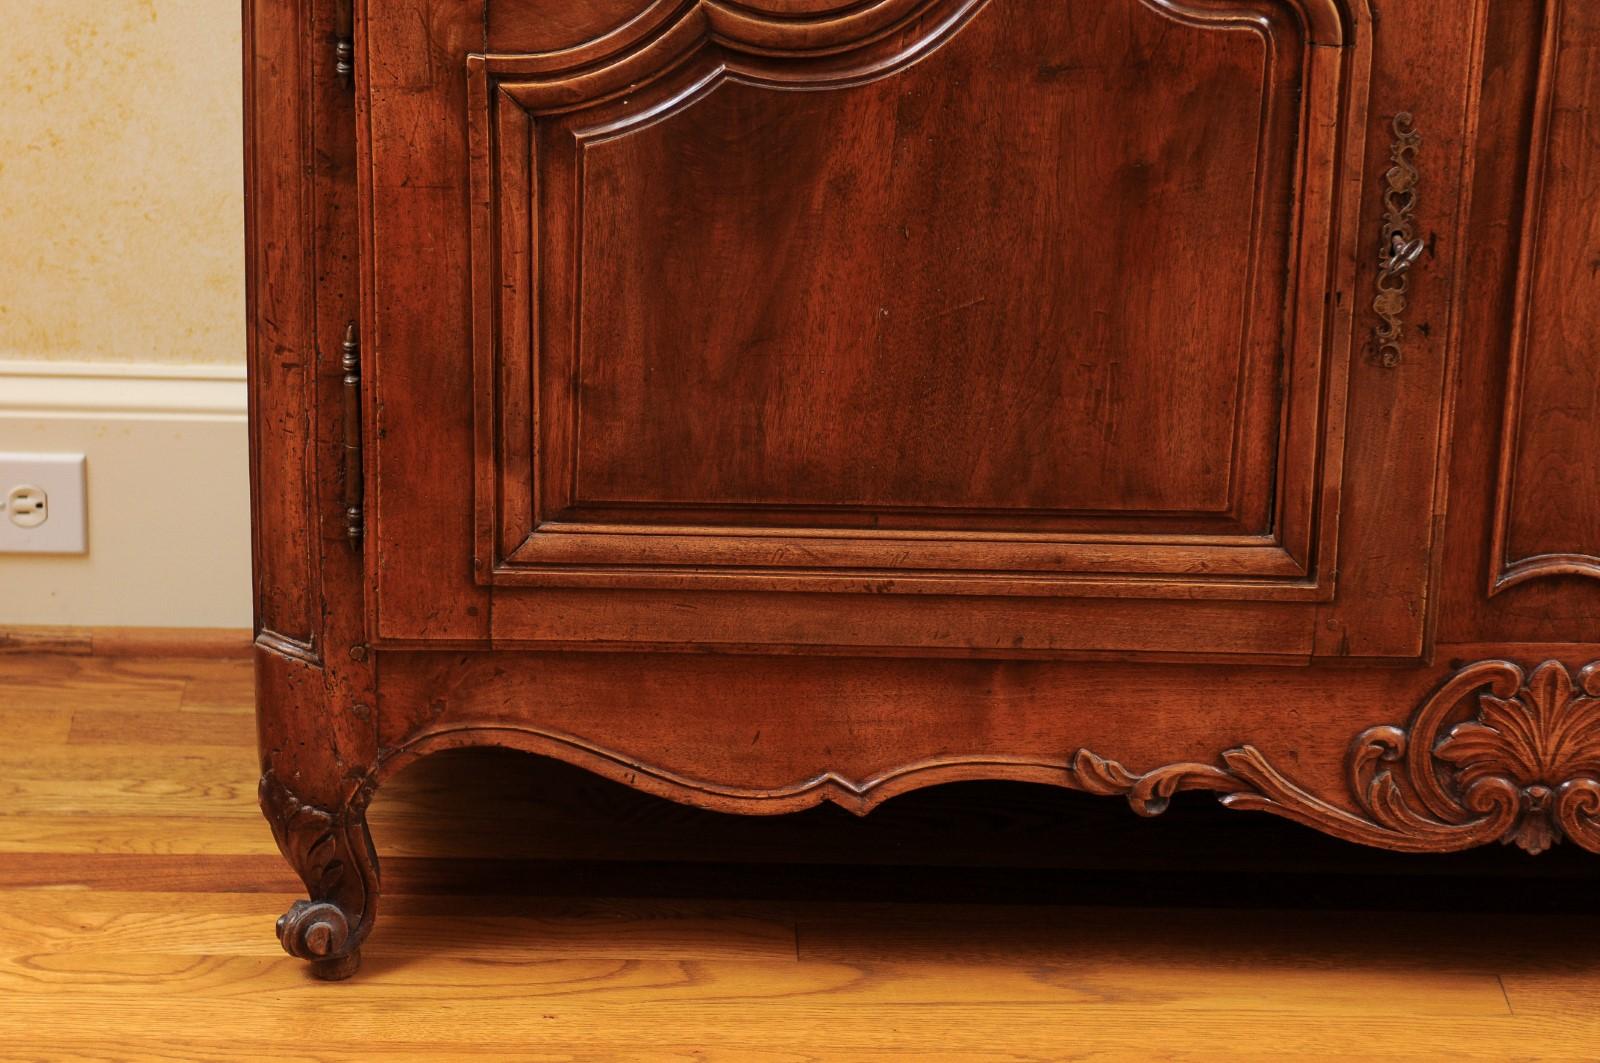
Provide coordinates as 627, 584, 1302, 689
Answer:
1373, 113, 1423, 367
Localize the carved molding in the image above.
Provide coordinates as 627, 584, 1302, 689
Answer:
378, 659, 1600, 857
470, 0, 1349, 101
379, 725, 1081, 817
255, 629, 319, 667
1151, 0, 1346, 45
465, 0, 1358, 125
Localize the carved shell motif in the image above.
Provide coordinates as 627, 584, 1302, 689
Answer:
1432, 661, 1600, 854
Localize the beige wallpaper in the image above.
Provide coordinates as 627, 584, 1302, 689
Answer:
0, 1, 244, 367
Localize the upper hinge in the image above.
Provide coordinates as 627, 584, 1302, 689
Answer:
334, 0, 354, 89
340, 323, 364, 547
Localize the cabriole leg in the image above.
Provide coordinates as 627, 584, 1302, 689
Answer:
259, 771, 380, 980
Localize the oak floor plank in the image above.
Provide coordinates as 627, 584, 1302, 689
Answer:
0, 814, 280, 856
794, 903, 1600, 974
0, 681, 185, 716
0, 807, 539, 866
0, 745, 548, 827
0, 937, 1511, 1017
66, 707, 256, 748
0, 1045, 1587, 1063
0, 853, 302, 892
1, 655, 242, 689
0, 746, 255, 781
3, 998, 1596, 1061
0, 705, 75, 746
0, 891, 798, 961
173, 660, 256, 713
0, 889, 1558, 1024
0, 764, 258, 818
0, 1045, 1081, 1063
1496, 967, 1600, 1028
0, 660, 187, 714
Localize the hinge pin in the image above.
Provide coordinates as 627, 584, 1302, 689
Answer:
341, 323, 363, 546
334, 0, 354, 89
335, 38, 354, 89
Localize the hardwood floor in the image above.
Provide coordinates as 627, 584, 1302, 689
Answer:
1, 654, 1597, 1062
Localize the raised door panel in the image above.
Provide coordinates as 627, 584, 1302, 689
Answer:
468, 0, 1362, 596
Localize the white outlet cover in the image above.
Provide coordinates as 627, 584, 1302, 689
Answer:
0, 453, 87, 554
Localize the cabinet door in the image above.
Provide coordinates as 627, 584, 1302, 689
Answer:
362, 0, 1447, 658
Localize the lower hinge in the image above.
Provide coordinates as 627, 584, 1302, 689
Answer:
340, 323, 364, 547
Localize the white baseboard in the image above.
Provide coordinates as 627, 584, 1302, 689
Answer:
0, 360, 252, 628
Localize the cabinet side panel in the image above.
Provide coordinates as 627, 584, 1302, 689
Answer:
244, 0, 318, 649
249, 7, 381, 972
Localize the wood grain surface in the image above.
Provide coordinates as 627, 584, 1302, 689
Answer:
2, 653, 1597, 1061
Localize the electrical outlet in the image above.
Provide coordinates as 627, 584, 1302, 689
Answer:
0, 453, 87, 553
8, 485, 48, 528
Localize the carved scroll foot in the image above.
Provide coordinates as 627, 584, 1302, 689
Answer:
276, 900, 363, 980
260, 771, 380, 980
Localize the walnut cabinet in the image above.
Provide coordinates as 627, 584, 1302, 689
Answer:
246, 0, 1600, 977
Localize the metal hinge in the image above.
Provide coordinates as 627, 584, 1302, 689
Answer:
334, 0, 354, 89
340, 323, 364, 546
